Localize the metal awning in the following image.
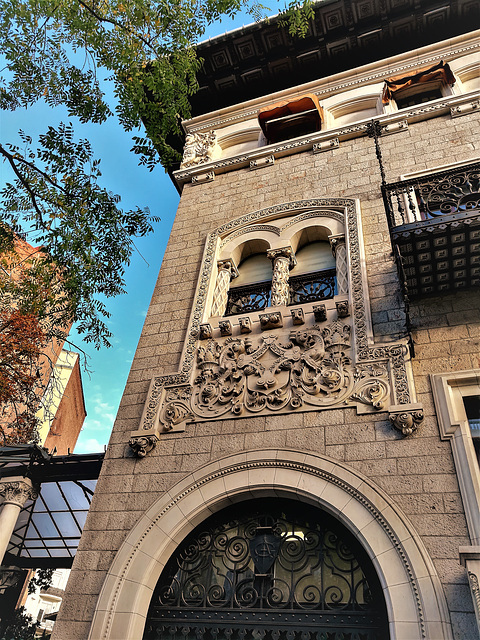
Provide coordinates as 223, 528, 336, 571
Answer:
0, 445, 104, 569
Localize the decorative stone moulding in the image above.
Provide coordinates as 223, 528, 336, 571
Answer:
131, 199, 421, 456
313, 304, 327, 322
238, 317, 252, 334
174, 91, 478, 187
199, 323, 213, 340
218, 320, 233, 337
259, 312, 283, 330
191, 171, 215, 185
291, 308, 305, 325
250, 155, 274, 170
451, 100, 480, 117
388, 404, 425, 436
381, 120, 408, 136
313, 138, 339, 153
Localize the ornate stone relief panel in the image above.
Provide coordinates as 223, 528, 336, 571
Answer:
130, 199, 421, 453
154, 321, 394, 432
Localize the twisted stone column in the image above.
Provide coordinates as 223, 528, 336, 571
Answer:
329, 235, 348, 295
0, 477, 38, 564
211, 259, 238, 317
267, 248, 296, 307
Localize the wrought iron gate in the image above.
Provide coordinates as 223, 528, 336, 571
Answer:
143, 500, 389, 640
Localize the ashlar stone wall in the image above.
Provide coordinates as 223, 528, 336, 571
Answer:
53, 109, 480, 640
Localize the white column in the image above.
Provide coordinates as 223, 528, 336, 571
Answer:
267, 248, 296, 307
0, 477, 37, 564
329, 235, 348, 295
211, 259, 238, 317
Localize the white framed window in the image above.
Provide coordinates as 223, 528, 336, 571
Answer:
431, 370, 480, 632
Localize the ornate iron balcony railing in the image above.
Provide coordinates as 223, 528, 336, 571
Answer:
382, 162, 480, 228
225, 282, 271, 316
383, 162, 480, 301
288, 269, 336, 305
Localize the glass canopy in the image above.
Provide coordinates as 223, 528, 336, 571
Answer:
0, 445, 104, 569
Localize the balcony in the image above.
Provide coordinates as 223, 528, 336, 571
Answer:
383, 162, 480, 297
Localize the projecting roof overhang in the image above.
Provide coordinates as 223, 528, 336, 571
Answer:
0, 446, 104, 569
191, 0, 479, 117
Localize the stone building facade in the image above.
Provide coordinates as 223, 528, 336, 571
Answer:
54, 5, 480, 640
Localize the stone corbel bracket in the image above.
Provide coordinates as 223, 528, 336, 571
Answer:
388, 403, 424, 436
128, 434, 158, 458
451, 100, 479, 118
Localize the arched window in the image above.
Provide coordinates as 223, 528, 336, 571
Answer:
289, 241, 337, 305
143, 499, 389, 640
226, 253, 272, 316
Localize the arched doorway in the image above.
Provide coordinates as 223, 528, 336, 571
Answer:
143, 498, 389, 640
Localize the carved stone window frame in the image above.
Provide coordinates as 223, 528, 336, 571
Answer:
431, 369, 480, 633
130, 199, 421, 453
210, 213, 346, 320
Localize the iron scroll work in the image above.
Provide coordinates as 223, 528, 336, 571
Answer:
130, 200, 422, 454
143, 499, 389, 640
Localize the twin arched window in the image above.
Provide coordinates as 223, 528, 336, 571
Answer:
225, 241, 337, 316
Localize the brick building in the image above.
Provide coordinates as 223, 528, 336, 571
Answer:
54, 2, 480, 639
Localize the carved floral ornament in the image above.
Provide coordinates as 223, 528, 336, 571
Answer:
129, 200, 423, 455
0, 479, 38, 507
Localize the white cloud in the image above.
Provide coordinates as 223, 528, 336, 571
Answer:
74, 437, 105, 454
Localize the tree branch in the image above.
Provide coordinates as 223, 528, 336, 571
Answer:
0, 143, 68, 195
76, 0, 157, 52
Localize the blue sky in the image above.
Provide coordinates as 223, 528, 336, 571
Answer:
1, 7, 265, 453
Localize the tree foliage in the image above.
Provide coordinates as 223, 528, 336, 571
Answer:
0, 0, 312, 435
0, 605, 36, 640
1, 0, 311, 346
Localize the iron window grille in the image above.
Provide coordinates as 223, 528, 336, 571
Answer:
225, 281, 272, 316
288, 269, 337, 305
144, 499, 389, 640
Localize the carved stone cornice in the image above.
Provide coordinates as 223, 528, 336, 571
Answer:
0, 478, 38, 507
175, 93, 479, 187
389, 404, 425, 436
184, 36, 480, 134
